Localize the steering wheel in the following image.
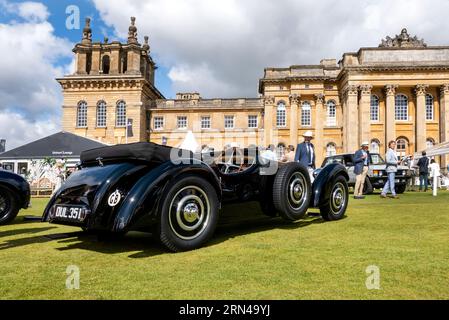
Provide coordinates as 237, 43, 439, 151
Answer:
218, 162, 241, 174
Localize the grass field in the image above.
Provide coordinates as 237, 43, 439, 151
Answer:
0, 191, 449, 300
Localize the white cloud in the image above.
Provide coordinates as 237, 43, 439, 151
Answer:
0, 111, 59, 151
0, 1, 73, 150
92, 0, 449, 98
0, 0, 49, 23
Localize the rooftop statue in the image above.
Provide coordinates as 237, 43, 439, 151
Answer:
379, 28, 427, 48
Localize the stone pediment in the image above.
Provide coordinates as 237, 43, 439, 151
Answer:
379, 28, 427, 48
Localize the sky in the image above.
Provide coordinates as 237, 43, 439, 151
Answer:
1, 0, 449, 150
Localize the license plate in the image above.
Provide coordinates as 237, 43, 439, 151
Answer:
53, 205, 87, 222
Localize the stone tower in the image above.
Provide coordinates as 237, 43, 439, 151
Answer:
58, 17, 164, 144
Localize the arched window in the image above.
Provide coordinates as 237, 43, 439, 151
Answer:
396, 137, 409, 157
426, 138, 435, 149
326, 142, 337, 157
370, 95, 379, 121
116, 100, 126, 127
276, 102, 286, 127
395, 94, 408, 121
96, 101, 107, 128
76, 101, 87, 128
102, 55, 110, 74
301, 102, 311, 127
426, 94, 434, 121
370, 139, 380, 154
326, 101, 336, 126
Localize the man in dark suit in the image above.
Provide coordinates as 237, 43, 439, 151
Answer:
417, 151, 430, 192
295, 131, 316, 180
353, 141, 370, 199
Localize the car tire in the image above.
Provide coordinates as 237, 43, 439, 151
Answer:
0, 186, 20, 225
273, 163, 312, 221
396, 184, 406, 194
158, 175, 219, 252
363, 177, 374, 195
320, 176, 349, 221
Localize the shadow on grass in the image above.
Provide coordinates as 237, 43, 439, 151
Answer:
0, 202, 331, 258
0, 226, 57, 239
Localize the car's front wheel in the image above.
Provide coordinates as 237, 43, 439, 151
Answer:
0, 186, 20, 225
320, 176, 349, 221
158, 175, 219, 252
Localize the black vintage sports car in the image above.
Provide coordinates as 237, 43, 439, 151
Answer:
0, 170, 31, 225
43, 142, 349, 252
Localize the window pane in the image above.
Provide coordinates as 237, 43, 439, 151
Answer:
395, 95, 408, 121
77, 101, 87, 127
201, 116, 211, 129
370, 95, 379, 121
225, 115, 234, 129
96, 101, 107, 127
327, 101, 336, 126
116, 101, 126, 127
301, 102, 311, 127
248, 115, 258, 128
276, 103, 286, 127
426, 94, 434, 121
177, 116, 187, 129
154, 117, 164, 130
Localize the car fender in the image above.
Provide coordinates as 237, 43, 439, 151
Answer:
311, 163, 349, 208
0, 171, 30, 209
43, 162, 146, 222
112, 160, 222, 232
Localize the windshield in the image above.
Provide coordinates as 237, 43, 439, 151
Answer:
370, 154, 385, 165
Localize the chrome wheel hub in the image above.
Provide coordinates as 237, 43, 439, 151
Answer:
183, 203, 200, 223
169, 186, 210, 240
288, 172, 307, 209
331, 183, 346, 214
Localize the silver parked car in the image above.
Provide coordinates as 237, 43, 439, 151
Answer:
316, 153, 412, 194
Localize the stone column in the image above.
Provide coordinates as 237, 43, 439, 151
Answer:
415, 84, 429, 152
359, 85, 373, 146
385, 85, 398, 151
314, 93, 325, 163
440, 84, 449, 166
343, 85, 359, 153
263, 96, 275, 146
91, 49, 101, 75
289, 94, 300, 147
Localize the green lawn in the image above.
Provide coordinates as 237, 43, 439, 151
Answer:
1, 191, 449, 300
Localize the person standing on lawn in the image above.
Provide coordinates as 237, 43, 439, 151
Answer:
295, 131, 316, 181
381, 141, 400, 199
417, 151, 430, 192
353, 141, 370, 200
429, 159, 441, 189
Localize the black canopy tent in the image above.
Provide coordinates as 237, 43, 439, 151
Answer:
0, 131, 106, 174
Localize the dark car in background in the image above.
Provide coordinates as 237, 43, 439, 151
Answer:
0, 170, 31, 224
318, 153, 412, 194
43, 142, 350, 252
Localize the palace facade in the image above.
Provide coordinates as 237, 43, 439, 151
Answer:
60, 18, 449, 165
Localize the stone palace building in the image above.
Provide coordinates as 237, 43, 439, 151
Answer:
60, 18, 449, 165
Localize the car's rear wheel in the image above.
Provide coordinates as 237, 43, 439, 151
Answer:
273, 163, 312, 221
396, 184, 406, 194
320, 176, 348, 221
158, 175, 219, 252
0, 186, 20, 225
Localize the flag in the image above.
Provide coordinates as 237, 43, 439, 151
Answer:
127, 119, 133, 138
